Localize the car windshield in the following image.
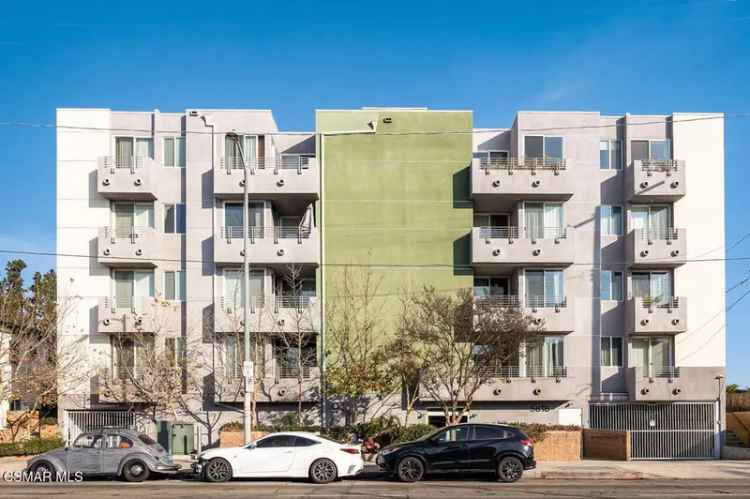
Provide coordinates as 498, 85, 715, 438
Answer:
138, 434, 156, 446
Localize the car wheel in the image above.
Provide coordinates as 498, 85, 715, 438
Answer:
203, 457, 233, 483
309, 458, 337, 484
122, 459, 150, 483
497, 456, 523, 483
397, 456, 424, 482
32, 462, 56, 481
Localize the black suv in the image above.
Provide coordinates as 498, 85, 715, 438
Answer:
376, 423, 535, 482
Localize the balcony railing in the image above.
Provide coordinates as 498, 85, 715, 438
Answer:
477, 226, 567, 240
102, 155, 151, 171
640, 159, 684, 172
526, 296, 568, 309
103, 225, 152, 241
479, 157, 567, 171
220, 295, 317, 313
635, 227, 681, 241
645, 366, 681, 379
638, 296, 681, 309
483, 365, 567, 378
475, 295, 521, 308
220, 295, 266, 314
103, 295, 153, 313
275, 294, 316, 310
222, 225, 313, 242
220, 155, 314, 174
276, 364, 314, 380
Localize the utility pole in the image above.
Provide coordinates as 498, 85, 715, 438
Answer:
230, 132, 254, 445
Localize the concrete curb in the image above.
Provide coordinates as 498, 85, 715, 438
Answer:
537, 471, 643, 480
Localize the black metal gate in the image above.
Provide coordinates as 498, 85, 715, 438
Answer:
589, 401, 718, 460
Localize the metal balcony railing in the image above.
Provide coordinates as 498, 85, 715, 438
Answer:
103, 225, 151, 241
222, 225, 313, 243
525, 296, 568, 309
646, 366, 681, 379
220, 295, 266, 314
104, 295, 153, 313
639, 296, 681, 309
475, 295, 521, 308
479, 157, 567, 171
276, 364, 313, 380
478, 226, 567, 240
275, 294, 316, 310
101, 156, 149, 171
640, 159, 684, 172
220, 155, 315, 174
635, 227, 681, 241
482, 365, 567, 378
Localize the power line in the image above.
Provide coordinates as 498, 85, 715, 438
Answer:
1, 112, 746, 137
1, 247, 746, 268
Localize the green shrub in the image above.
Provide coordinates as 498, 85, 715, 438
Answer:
500, 422, 581, 442
0, 438, 65, 457
219, 421, 243, 432
40, 416, 58, 426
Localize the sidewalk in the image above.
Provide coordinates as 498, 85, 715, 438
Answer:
3, 455, 750, 480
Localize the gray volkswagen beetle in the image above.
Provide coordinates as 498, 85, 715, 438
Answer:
26, 429, 179, 482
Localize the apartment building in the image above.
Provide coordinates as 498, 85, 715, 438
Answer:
57, 107, 725, 458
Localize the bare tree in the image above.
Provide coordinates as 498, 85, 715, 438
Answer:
382, 334, 421, 427
325, 267, 395, 425
265, 265, 318, 426
398, 286, 541, 425
0, 261, 87, 442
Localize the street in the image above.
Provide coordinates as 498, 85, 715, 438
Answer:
3, 477, 750, 498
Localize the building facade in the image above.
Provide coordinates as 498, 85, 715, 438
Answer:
57, 108, 725, 456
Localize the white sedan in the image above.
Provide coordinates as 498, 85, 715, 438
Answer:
193, 431, 364, 484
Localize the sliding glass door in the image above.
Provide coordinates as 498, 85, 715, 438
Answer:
631, 272, 672, 303
525, 202, 563, 239
113, 202, 154, 238
631, 205, 671, 239
526, 336, 564, 377
525, 270, 564, 307
630, 336, 673, 377
113, 270, 155, 310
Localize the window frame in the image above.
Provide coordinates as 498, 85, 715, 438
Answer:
631, 139, 672, 161
600, 205, 624, 236
600, 336, 623, 367
164, 270, 186, 301
163, 135, 186, 167
600, 270, 624, 301
164, 203, 186, 234
524, 135, 564, 161
599, 139, 622, 170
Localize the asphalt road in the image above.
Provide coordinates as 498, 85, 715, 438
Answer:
3, 478, 750, 498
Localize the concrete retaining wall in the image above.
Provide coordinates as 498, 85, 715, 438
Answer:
583, 429, 630, 460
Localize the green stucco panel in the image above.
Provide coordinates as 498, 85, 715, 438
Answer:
317, 109, 474, 335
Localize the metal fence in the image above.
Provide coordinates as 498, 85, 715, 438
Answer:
64, 410, 145, 445
589, 401, 718, 460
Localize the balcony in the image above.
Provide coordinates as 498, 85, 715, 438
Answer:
96, 367, 181, 403
213, 156, 319, 199
97, 226, 171, 267
625, 297, 687, 335
97, 296, 181, 334
628, 160, 686, 201
213, 295, 321, 333
626, 366, 724, 401
627, 228, 687, 268
214, 367, 321, 403
424, 366, 576, 402
472, 226, 575, 268
213, 226, 319, 266
475, 295, 575, 333
97, 156, 158, 200
471, 157, 574, 201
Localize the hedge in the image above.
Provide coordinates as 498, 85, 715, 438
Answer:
0, 438, 65, 457
500, 422, 581, 442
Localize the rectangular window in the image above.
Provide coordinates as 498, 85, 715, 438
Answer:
630, 336, 673, 376
600, 271, 623, 301
163, 137, 186, 167
600, 337, 623, 367
600, 140, 622, 170
525, 270, 564, 307
165, 271, 185, 301
525, 136, 563, 162
526, 336, 565, 377
600, 205, 623, 236
165, 337, 185, 368
524, 202, 563, 239
164, 204, 186, 233
473, 150, 509, 167
632, 139, 671, 162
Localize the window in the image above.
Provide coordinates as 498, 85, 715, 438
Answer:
163, 137, 186, 167
631, 272, 672, 303
164, 204, 186, 233
524, 202, 563, 239
473, 150, 509, 167
280, 154, 314, 170
112, 335, 154, 379
630, 336, 674, 376
104, 434, 134, 449
74, 434, 102, 448
525, 270, 564, 307
165, 337, 185, 368
473, 426, 509, 441
600, 271, 623, 301
256, 435, 296, 448
524, 136, 563, 161
114, 270, 155, 309
600, 337, 623, 367
600, 140, 622, 170
165, 271, 185, 301
600, 205, 623, 236
294, 437, 319, 447
632, 139, 671, 161
526, 336, 565, 377
275, 339, 317, 379
225, 135, 259, 169
113, 202, 154, 237
432, 426, 469, 443
473, 277, 510, 298
630, 206, 672, 238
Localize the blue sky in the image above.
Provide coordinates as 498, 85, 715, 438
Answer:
1, 0, 748, 382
